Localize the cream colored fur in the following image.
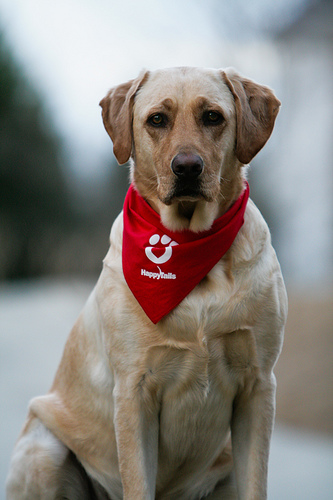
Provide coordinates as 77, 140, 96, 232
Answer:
6, 67, 287, 500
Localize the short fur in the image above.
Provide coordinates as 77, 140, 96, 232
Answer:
6, 67, 287, 500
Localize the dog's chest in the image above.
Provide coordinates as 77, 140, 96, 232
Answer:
143, 262, 258, 389
141, 323, 258, 471
144, 324, 258, 399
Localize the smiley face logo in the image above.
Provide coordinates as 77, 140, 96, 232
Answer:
145, 234, 178, 265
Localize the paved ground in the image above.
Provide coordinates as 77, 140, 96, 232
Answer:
1, 278, 332, 499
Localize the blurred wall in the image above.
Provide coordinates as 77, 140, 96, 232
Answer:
273, 0, 333, 285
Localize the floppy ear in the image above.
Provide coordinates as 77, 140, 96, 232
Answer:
99, 70, 149, 165
222, 69, 281, 165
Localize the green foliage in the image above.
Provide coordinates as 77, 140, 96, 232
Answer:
0, 30, 73, 278
0, 29, 131, 280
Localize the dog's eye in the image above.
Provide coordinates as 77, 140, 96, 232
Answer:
203, 111, 224, 126
148, 113, 167, 127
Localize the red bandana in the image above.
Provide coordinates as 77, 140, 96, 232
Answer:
122, 183, 249, 324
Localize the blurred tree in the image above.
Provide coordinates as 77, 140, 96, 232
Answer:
0, 29, 73, 279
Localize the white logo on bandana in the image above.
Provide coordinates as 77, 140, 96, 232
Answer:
145, 234, 178, 264
141, 267, 176, 280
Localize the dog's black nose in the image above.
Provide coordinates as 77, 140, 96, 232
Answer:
171, 153, 203, 179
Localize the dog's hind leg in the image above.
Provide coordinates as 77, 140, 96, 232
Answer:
6, 414, 110, 500
6, 416, 68, 499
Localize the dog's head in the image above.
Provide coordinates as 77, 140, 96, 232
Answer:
100, 67, 280, 232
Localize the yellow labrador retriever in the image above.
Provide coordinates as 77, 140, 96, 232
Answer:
7, 67, 287, 499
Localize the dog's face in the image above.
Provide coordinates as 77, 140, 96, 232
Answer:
100, 67, 280, 232
131, 68, 237, 230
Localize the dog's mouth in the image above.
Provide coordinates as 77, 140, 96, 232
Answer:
160, 186, 213, 222
162, 181, 210, 206
156, 177, 220, 230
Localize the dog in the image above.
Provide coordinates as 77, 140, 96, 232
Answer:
6, 67, 287, 499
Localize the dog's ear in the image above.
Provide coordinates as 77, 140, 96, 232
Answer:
99, 70, 149, 165
222, 69, 281, 165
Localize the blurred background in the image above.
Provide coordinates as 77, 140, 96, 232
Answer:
0, 0, 332, 498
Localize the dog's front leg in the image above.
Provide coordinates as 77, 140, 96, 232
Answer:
113, 377, 159, 500
231, 374, 276, 500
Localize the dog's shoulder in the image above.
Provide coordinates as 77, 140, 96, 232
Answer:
231, 198, 287, 323
102, 211, 124, 270
233, 198, 273, 267
109, 211, 124, 251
